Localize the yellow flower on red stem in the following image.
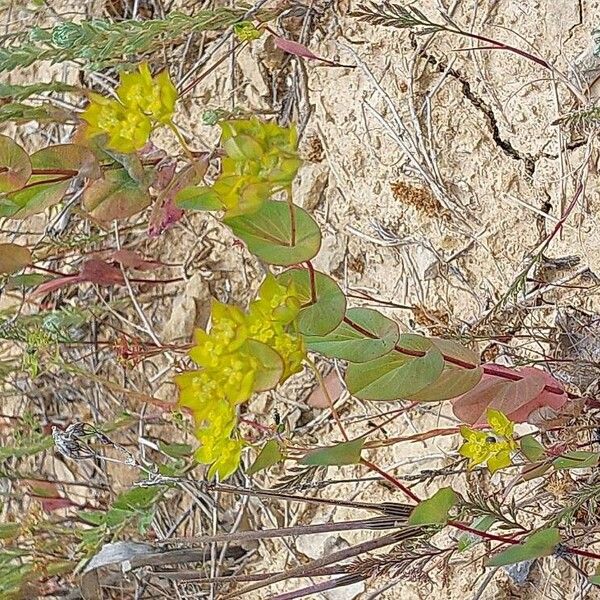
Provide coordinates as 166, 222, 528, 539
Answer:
82, 63, 177, 153
459, 409, 517, 474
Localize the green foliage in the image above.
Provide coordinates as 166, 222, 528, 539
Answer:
408, 487, 457, 525
0, 9, 248, 73
305, 307, 399, 361
487, 528, 561, 567
553, 451, 600, 470
345, 335, 444, 400
225, 201, 321, 265
277, 269, 346, 336
300, 437, 365, 466
83, 168, 151, 221
0, 81, 80, 101
247, 439, 285, 475
78, 484, 166, 553
520, 434, 545, 461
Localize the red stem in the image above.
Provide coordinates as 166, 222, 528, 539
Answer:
342, 316, 570, 398
362, 460, 600, 562
460, 31, 551, 70
306, 261, 317, 304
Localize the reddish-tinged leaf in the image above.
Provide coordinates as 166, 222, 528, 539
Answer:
148, 195, 184, 237
33, 273, 80, 296
307, 371, 344, 409
275, 36, 320, 60
83, 168, 151, 222
32, 259, 124, 296
79, 259, 124, 285
452, 365, 567, 424
273, 36, 353, 68
0, 242, 32, 274
31, 143, 101, 181
509, 370, 568, 423
148, 159, 208, 237
152, 157, 177, 191
106, 249, 162, 271
36, 496, 77, 513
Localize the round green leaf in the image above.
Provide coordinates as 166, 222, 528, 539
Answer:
520, 434, 545, 461
0, 135, 31, 192
247, 339, 284, 391
345, 334, 444, 401
406, 365, 483, 402
83, 168, 151, 222
305, 307, 399, 362
0, 243, 32, 274
224, 200, 321, 266
277, 268, 346, 336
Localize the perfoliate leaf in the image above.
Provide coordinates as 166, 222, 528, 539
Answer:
300, 437, 364, 466
305, 307, 399, 362
224, 201, 321, 266
406, 365, 482, 402
345, 335, 444, 401
408, 487, 457, 525
277, 268, 346, 336
487, 528, 560, 567
430, 337, 480, 365
247, 439, 284, 475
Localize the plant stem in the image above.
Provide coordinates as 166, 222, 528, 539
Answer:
342, 316, 570, 398
360, 457, 420, 503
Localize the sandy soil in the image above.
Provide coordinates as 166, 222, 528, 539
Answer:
3, 0, 600, 598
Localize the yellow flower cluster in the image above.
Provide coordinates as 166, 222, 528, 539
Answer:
176, 276, 305, 479
459, 409, 517, 474
195, 118, 302, 216
82, 63, 177, 153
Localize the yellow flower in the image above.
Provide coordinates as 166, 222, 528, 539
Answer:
175, 276, 306, 480
233, 21, 263, 42
459, 409, 517, 474
118, 63, 177, 124
82, 93, 152, 153
82, 63, 177, 153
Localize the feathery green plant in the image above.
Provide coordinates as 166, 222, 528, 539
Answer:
0, 8, 247, 73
